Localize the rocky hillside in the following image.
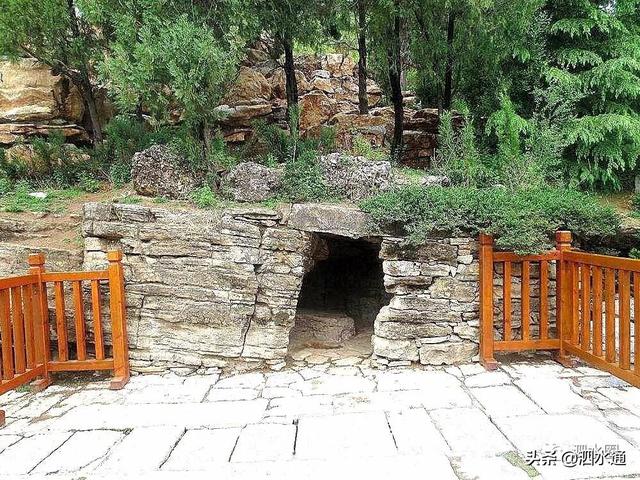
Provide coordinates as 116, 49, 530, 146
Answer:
218, 53, 445, 167
0, 53, 447, 167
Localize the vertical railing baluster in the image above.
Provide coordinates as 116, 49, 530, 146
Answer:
72, 281, 87, 361
504, 261, 512, 342
605, 268, 616, 363
521, 261, 531, 341
592, 267, 603, 357
54, 281, 68, 362
540, 260, 549, 340
620, 270, 631, 370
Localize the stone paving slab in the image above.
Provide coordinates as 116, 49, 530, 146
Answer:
161, 428, 241, 470
96, 426, 185, 472
3, 359, 640, 478
295, 412, 397, 459
496, 414, 640, 479
430, 407, 513, 457
33, 430, 124, 474
231, 424, 296, 462
49, 400, 269, 430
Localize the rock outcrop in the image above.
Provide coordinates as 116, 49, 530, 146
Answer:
217, 53, 446, 167
0, 58, 90, 144
131, 145, 202, 199
0, 54, 452, 168
318, 153, 391, 201
226, 161, 284, 202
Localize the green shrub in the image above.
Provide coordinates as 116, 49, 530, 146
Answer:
630, 248, 640, 260
435, 110, 493, 187
249, 107, 334, 166
282, 150, 330, 202
0, 174, 12, 196
632, 193, 640, 212
207, 135, 238, 171
191, 185, 220, 208
77, 173, 101, 193
351, 135, 387, 161
361, 186, 620, 254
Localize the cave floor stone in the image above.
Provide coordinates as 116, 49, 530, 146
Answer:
2, 358, 640, 479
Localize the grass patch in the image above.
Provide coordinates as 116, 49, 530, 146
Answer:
0, 182, 83, 213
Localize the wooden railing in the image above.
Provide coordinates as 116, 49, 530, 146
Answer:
481, 231, 640, 388
0, 251, 129, 426
480, 232, 571, 369
560, 251, 640, 387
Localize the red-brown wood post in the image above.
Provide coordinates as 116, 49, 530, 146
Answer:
108, 251, 130, 390
479, 233, 498, 370
27, 253, 52, 391
554, 231, 575, 367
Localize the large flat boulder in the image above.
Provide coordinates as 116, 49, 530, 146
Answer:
290, 310, 356, 346
226, 162, 284, 202
288, 203, 378, 239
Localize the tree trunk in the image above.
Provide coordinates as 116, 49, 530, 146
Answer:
357, 0, 369, 115
282, 33, 299, 126
66, 0, 103, 144
388, 10, 404, 162
443, 11, 455, 110
79, 80, 103, 145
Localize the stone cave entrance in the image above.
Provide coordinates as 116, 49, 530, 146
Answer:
288, 234, 391, 363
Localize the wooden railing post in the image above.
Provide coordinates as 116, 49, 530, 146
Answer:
554, 231, 575, 367
27, 253, 52, 391
480, 233, 498, 370
107, 251, 129, 390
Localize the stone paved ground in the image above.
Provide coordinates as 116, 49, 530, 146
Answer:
2, 358, 640, 479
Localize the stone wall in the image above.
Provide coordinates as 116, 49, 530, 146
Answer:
373, 237, 480, 366
82, 202, 481, 370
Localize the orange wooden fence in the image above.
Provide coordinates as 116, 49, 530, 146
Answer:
0, 251, 129, 426
481, 231, 640, 388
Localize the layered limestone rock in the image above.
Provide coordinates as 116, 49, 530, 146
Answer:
0, 58, 88, 144
83, 203, 314, 367
82, 201, 480, 370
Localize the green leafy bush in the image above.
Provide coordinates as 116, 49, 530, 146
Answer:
191, 185, 220, 208
351, 135, 388, 161
250, 107, 335, 166
282, 150, 330, 202
435, 110, 493, 187
361, 186, 620, 254
632, 193, 640, 212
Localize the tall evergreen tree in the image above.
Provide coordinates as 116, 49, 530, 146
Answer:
547, 0, 640, 189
